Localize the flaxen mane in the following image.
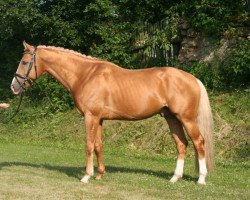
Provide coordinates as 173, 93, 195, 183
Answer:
37, 45, 102, 61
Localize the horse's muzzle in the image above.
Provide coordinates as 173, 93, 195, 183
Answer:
11, 79, 24, 95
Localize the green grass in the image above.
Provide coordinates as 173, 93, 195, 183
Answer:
0, 142, 249, 200
0, 90, 249, 199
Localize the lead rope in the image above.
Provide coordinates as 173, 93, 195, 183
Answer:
0, 92, 24, 123
8, 92, 24, 121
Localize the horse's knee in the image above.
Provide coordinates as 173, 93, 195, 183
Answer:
94, 142, 103, 153
86, 142, 94, 156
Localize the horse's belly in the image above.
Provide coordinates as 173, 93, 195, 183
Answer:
104, 94, 165, 120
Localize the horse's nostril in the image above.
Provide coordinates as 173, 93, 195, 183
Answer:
11, 84, 19, 95
11, 85, 15, 92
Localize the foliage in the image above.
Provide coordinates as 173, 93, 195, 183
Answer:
211, 90, 249, 160
0, 0, 86, 100
185, 0, 249, 35
187, 38, 250, 90
0, 0, 249, 108
220, 39, 250, 88
83, 0, 136, 67
27, 75, 74, 113
188, 62, 222, 90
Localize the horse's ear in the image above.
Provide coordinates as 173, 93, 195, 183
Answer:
23, 41, 34, 51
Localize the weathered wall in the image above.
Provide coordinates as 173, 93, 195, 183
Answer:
177, 19, 250, 64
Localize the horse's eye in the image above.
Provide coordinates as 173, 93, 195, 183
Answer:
22, 61, 28, 65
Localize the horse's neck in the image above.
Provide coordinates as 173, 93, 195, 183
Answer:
39, 49, 96, 92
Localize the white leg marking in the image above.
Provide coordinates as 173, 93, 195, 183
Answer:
197, 158, 207, 185
170, 159, 184, 183
80, 168, 94, 184
81, 175, 91, 184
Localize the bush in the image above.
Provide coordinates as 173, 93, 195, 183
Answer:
188, 62, 222, 89
187, 38, 250, 90
220, 39, 250, 88
27, 75, 74, 113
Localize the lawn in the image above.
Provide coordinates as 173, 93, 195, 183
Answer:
0, 142, 249, 200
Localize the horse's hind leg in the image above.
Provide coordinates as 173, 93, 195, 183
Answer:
182, 120, 207, 184
164, 111, 188, 183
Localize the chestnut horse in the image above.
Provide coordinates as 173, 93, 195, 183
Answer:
11, 41, 214, 184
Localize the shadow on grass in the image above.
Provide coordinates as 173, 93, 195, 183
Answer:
107, 165, 197, 182
0, 162, 197, 183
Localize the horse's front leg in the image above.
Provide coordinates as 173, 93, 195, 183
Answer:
81, 112, 100, 184
95, 120, 105, 180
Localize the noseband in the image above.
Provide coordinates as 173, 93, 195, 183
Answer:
14, 47, 37, 90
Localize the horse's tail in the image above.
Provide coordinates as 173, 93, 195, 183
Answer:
196, 79, 214, 171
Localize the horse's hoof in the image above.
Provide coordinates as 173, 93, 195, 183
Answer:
169, 175, 181, 183
80, 175, 90, 184
95, 173, 104, 180
197, 175, 206, 185
197, 180, 206, 185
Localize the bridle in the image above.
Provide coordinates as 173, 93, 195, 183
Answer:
4, 47, 38, 122
14, 47, 37, 91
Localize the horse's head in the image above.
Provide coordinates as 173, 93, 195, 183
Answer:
11, 41, 40, 95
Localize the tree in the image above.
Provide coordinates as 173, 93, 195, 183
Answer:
0, 0, 248, 101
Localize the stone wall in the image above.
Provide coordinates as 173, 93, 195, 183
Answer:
177, 19, 250, 64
